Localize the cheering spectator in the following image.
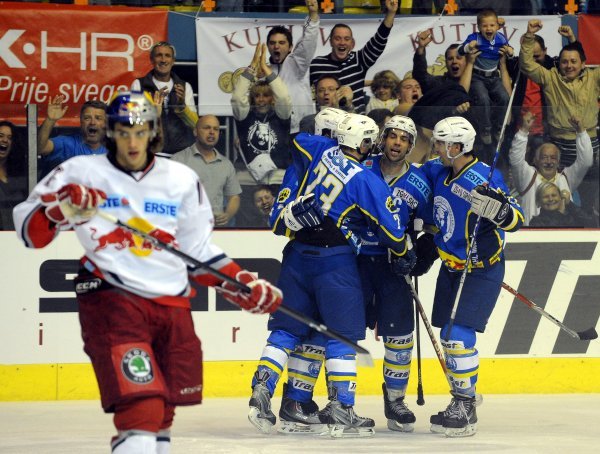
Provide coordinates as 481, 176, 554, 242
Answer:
299, 75, 353, 134
0, 120, 26, 230
520, 20, 600, 214
172, 115, 241, 228
132, 41, 198, 156
366, 70, 401, 114
266, 0, 320, 133
310, 0, 399, 113
529, 181, 597, 228
232, 42, 292, 227
507, 27, 577, 156
394, 77, 422, 116
37, 97, 107, 179
253, 185, 276, 228
510, 113, 593, 225
457, 9, 512, 145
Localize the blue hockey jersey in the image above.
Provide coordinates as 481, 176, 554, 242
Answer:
427, 157, 523, 270
290, 133, 410, 255
359, 155, 433, 256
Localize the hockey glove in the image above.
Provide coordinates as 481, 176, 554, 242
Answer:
389, 247, 417, 277
147, 228, 179, 250
470, 185, 513, 228
218, 270, 283, 314
282, 193, 324, 231
410, 233, 439, 277
41, 184, 107, 227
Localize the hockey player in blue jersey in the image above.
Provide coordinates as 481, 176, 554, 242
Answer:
358, 115, 434, 432
268, 109, 345, 435
421, 117, 523, 437
248, 113, 415, 438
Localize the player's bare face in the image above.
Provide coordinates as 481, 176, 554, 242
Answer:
316, 79, 339, 108
151, 45, 175, 81
445, 49, 466, 78
559, 50, 585, 81
80, 107, 107, 147
267, 33, 291, 64
540, 186, 562, 212
384, 129, 411, 162
534, 145, 559, 180
435, 139, 454, 166
113, 123, 151, 171
0, 125, 13, 160
195, 115, 220, 150
478, 15, 499, 42
330, 27, 354, 62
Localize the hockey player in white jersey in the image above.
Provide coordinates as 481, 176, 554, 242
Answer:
13, 91, 283, 454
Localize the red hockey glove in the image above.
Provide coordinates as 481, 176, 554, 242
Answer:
148, 228, 179, 249
41, 184, 107, 227
217, 270, 283, 314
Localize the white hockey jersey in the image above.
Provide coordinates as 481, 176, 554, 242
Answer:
13, 154, 233, 304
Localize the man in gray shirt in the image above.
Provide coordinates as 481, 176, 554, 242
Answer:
172, 115, 241, 227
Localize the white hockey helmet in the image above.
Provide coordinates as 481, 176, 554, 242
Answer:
432, 116, 476, 155
378, 115, 417, 154
314, 107, 347, 137
106, 90, 159, 139
335, 114, 379, 156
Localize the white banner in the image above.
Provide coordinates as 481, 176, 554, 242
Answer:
0, 229, 599, 365
195, 15, 562, 116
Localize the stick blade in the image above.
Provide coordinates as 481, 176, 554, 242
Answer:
577, 327, 598, 341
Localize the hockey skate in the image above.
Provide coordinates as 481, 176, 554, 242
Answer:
382, 383, 416, 432
430, 392, 477, 437
277, 384, 327, 435
322, 387, 375, 438
248, 371, 276, 434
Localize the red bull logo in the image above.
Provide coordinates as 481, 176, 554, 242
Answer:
91, 220, 158, 257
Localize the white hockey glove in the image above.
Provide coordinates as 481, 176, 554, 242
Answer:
40, 184, 107, 227
470, 185, 513, 228
282, 193, 324, 232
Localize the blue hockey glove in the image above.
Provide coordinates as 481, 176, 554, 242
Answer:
389, 247, 417, 277
283, 193, 324, 231
470, 185, 514, 228
410, 232, 439, 277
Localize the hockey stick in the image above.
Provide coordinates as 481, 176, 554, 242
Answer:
96, 211, 374, 365
444, 69, 522, 342
405, 275, 483, 407
501, 282, 598, 341
413, 276, 425, 405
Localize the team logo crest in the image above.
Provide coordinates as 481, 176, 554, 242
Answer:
385, 196, 398, 213
121, 348, 154, 384
434, 196, 455, 242
445, 355, 457, 372
395, 351, 412, 365
308, 361, 321, 376
277, 187, 291, 204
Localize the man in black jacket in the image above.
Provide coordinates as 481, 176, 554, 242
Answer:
132, 41, 198, 156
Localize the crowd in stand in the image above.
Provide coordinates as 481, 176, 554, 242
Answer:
2, 1, 599, 229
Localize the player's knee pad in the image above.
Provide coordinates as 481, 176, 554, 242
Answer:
114, 397, 164, 434
266, 330, 300, 351
441, 323, 476, 349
